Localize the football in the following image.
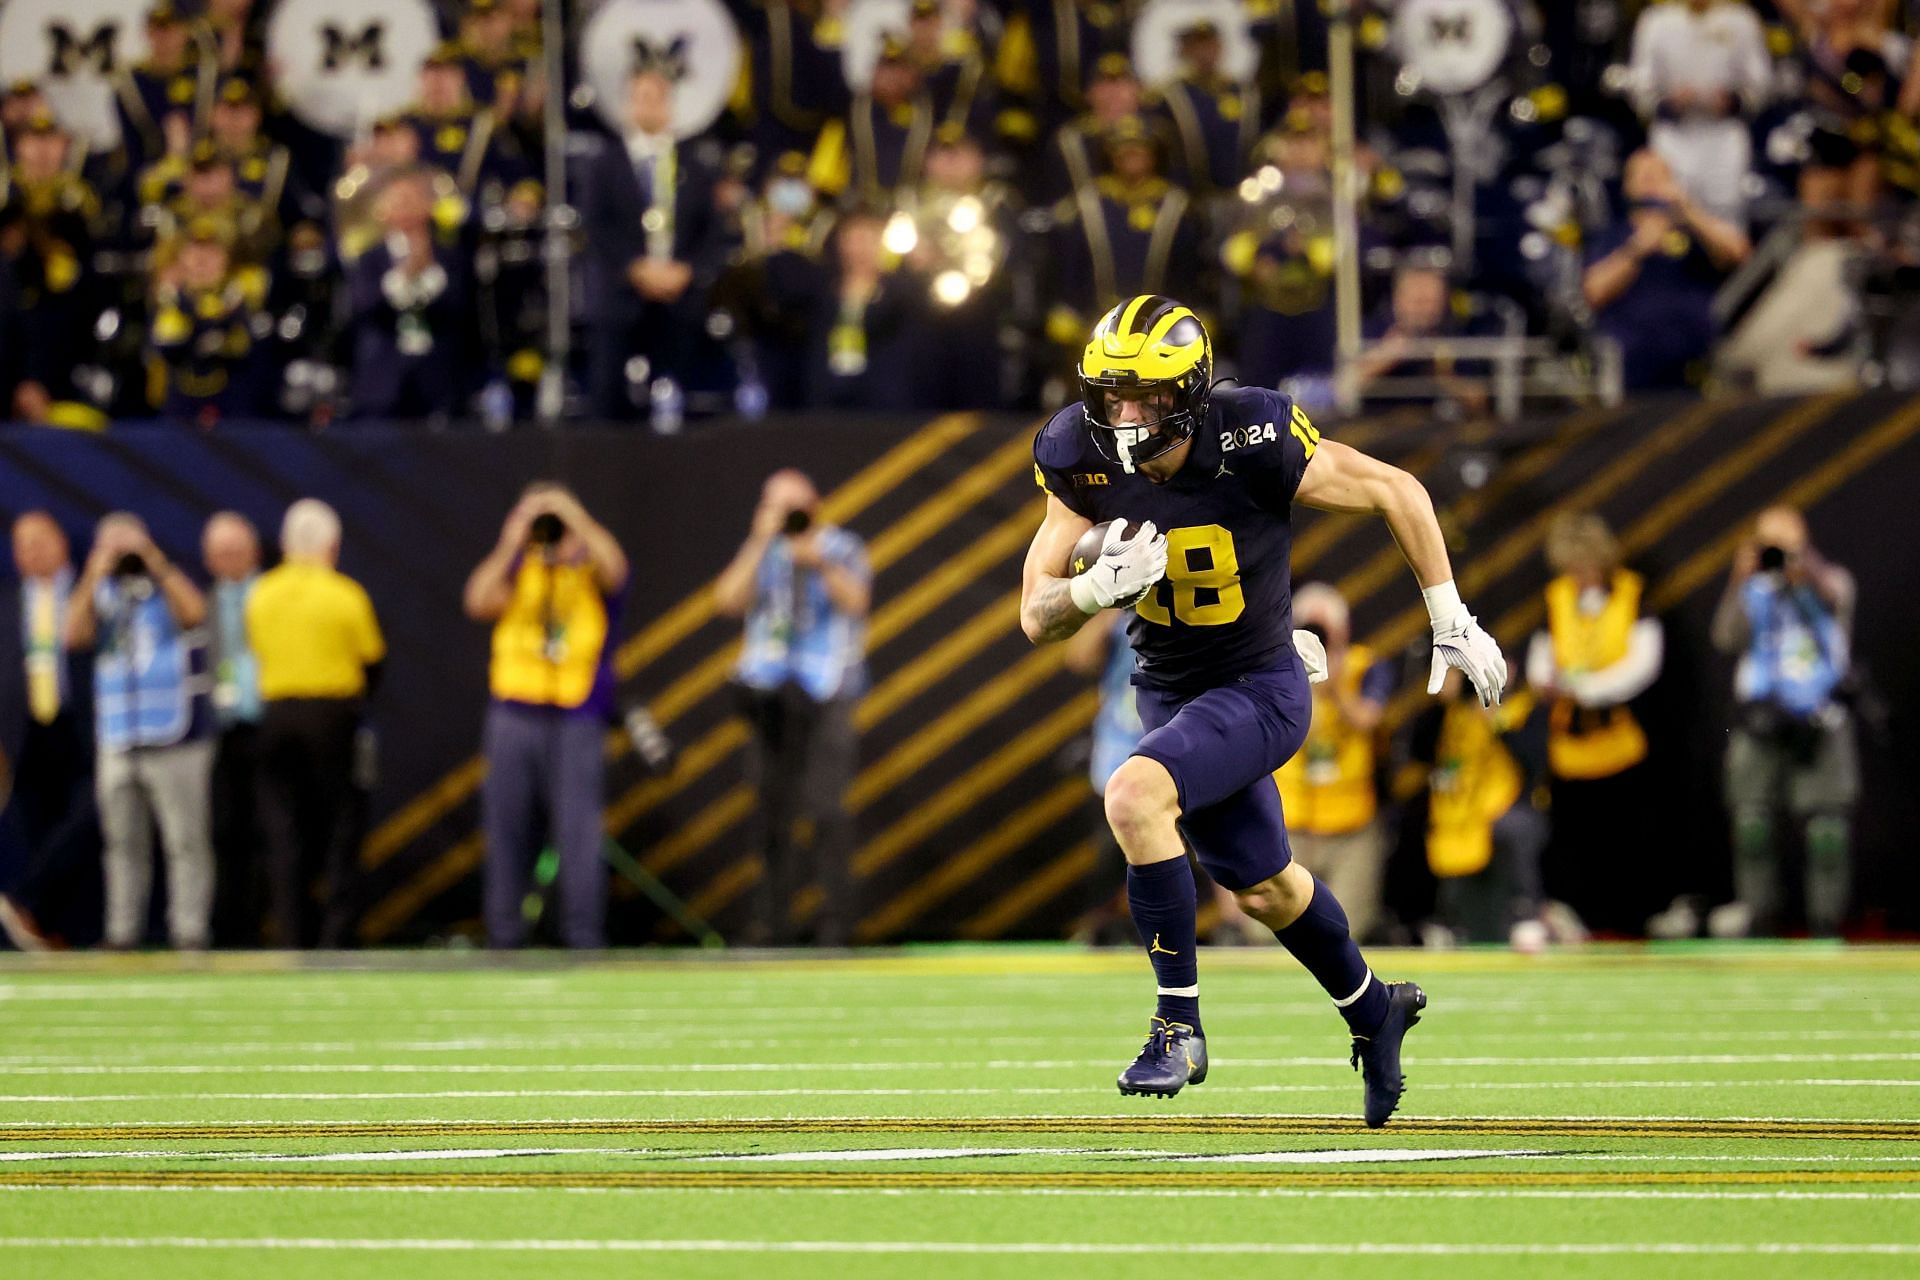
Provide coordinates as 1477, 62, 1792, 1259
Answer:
1069, 518, 1145, 577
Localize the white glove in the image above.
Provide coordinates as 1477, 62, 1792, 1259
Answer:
1423, 580, 1507, 706
1069, 519, 1168, 613
1293, 629, 1329, 684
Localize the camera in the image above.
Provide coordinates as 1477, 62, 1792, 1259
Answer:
527, 513, 566, 547
1756, 544, 1788, 573
782, 508, 814, 536
111, 552, 149, 579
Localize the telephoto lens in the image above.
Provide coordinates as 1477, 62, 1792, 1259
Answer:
528, 513, 565, 546
1757, 545, 1788, 572
783, 509, 814, 536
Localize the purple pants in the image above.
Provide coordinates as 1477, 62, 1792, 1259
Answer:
1130, 661, 1312, 891
482, 701, 607, 948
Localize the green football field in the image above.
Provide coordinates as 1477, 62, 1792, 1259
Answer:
1, 945, 1916, 1279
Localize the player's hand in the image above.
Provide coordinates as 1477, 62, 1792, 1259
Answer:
1292, 629, 1329, 684
1427, 607, 1507, 707
1069, 519, 1167, 613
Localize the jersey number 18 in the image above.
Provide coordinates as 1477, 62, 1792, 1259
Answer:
1136, 524, 1245, 627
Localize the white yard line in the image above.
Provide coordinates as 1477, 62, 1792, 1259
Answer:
5, 1053, 1920, 1076
2, 1109, 1916, 1127
0, 1237, 1917, 1256
7, 1078, 1919, 1102
4, 1027, 1918, 1060
11, 1186, 1920, 1202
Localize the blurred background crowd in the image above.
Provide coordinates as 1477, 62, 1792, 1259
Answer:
9, 0, 1920, 430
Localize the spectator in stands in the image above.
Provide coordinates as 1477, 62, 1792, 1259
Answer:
810, 207, 925, 409
0, 513, 96, 951
716, 469, 870, 947
347, 168, 471, 421
463, 484, 628, 950
902, 127, 1016, 408
64, 513, 214, 951
1272, 584, 1395, 942
3, 111, 100, 426
737, 0, 854, 179
810, 36, 937, 204
1160, 18, 1262, 195
246, 500, 384, 948
1352, 261, 1487, 415
204, 0, 264, 80
1233, 102, 1338, 400
111, 2, 213, 184
1526, 512, 1664, 936
717, 152, 832, 412
1046, 116, 1202, 370
1785, 0, 1910, 233
404, 43, 528, 204
147, 219, 267, 424
1711, 505, 1858, 937
458, 0, 526, 118
202, 512, 264, 946
993, 0, 1127, 141
147, 141, 279, 271
1582, 148, 1749, 391
1, 81, 51, 166
1044, 53, 1143, 199
1628, 0, 1772, 227
581, 68, 723, 427
905, 0, 992, 133
206, 80, 300, 228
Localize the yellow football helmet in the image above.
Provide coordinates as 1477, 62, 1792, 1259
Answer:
1078, 295, 1213, 474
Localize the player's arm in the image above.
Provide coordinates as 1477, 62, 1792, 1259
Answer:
1019, 494, 1097, 645
1294, 438, 1453, 586
1295, 438, 1508, 705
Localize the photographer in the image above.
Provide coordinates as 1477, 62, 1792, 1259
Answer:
1711, 506, 1858, 937
64, 513, 214, 951
715, 470, 870, 947
463, 483, 628, 949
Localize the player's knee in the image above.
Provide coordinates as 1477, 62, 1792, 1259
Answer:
1104, 758, 1178, 844
1236, 864, 1313, 928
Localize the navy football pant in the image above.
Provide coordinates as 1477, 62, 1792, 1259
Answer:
1129, 661, 1312, 891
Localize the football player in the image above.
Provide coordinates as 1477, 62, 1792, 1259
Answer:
1022, 295, 1506, 1125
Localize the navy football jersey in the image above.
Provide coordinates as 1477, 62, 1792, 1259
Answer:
1035, 385, 1321, 692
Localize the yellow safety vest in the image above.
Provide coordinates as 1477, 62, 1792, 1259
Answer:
1544, 569, 1649, 780
489, 557, 608, 709
1427, 690, 1533, 878
1275, 644, 1379, 835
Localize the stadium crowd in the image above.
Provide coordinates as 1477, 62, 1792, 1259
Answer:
6, 0, 1920, 427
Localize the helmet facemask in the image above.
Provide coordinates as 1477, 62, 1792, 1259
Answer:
1082, 365, 1208, 475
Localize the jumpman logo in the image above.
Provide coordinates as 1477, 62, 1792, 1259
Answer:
1148, 934, 1178, 957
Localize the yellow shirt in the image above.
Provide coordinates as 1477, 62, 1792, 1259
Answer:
246, 561, 385, 700
488, 557, 609, 709
1274, 644, 1381, 836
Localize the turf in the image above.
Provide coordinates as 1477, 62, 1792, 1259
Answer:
0, 944, 1917, 1279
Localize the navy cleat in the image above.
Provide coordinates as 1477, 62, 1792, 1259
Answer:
1117, 1017, 1208, 1098
1349, 981, 1426, 1127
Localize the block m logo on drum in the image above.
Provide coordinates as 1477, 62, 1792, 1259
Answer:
321, 21, 386, 71
46, 21, 118, 76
